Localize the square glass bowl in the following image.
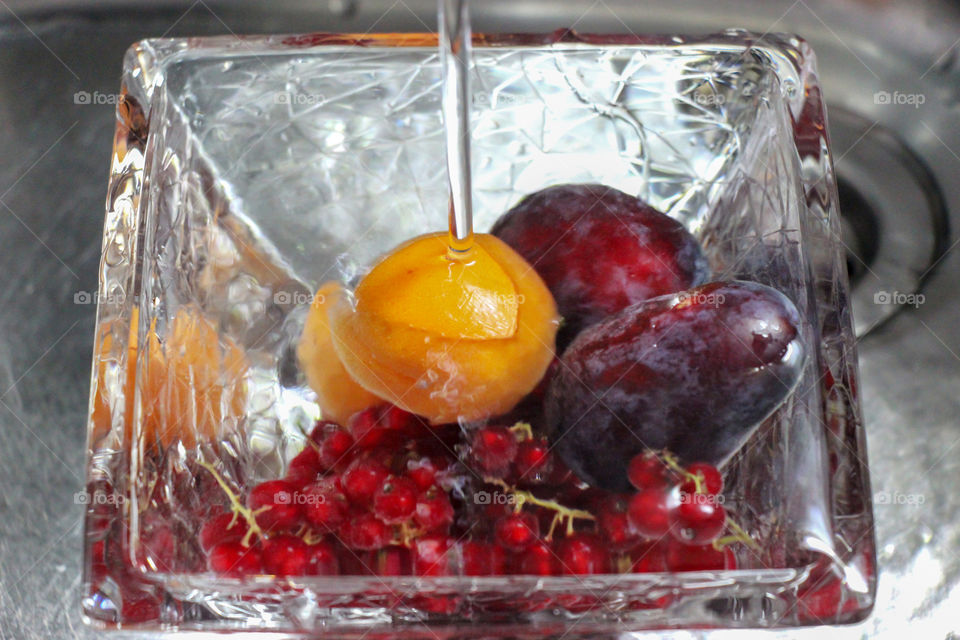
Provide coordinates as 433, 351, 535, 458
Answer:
82, 30, 875, 633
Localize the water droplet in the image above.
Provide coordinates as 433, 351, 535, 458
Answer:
783, 78, 798, 99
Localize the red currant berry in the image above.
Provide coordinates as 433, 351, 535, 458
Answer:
405, 456, 440, 491
516, 540, 559, 575
627, 452, 670, 490
200, 512, 249, 552
379, 404, 419, 432
372, 476, 418, 524
556, 533, 610, 575
308, 420, 341, 446
665, 539, 734, 571
340, 512, 390, 550
341, 458, 389, 505
348, 406, 404, 450
312, 422, 356, 470
627, 487, 675, 539
414, 488, 455, 532
469, 426, 519, 475
262, 535, 309, 576
413, 534, 454, 576
597, 495, 640, 551
248, 480, 301, 533
669, 494, 726, 545
208, 541, 261, 576
514, 438, 553, 482
494, 512, 540, 552
682, 462, 723, 496
302, 481, 348, 531
305, 540, 339, 575
286, 445, 322, 487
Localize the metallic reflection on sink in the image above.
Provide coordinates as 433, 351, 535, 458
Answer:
0, 1, 958, 639
829, 107, 950, 336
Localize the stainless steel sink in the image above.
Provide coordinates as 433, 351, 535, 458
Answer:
1, 1, 957, 638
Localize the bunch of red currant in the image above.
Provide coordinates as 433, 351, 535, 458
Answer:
464, 424, 744, 575
199, 405, 462, 577
615, 451, 740, 571
198, 408, 748, 580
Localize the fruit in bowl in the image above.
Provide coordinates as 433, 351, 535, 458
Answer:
545, 280, 805, 491
319, 232, 560, 424
491, 184, 710, 348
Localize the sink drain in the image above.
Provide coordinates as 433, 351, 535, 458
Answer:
828, 107, 950, 336
836, 176, 880, 287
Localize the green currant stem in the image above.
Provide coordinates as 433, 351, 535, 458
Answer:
302, 528, 327, 546
396, 521, 427, 547
197, 459, 266, 548
660, 450, 704, 494
483, 476, 594, 541
508, 421, 534, 441
713, 517, 761, 552
545, 513, 560, 541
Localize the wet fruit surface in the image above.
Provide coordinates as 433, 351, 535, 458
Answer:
329, 232, 560, 423
491, 184, 709, 347
546, 281, 805, 490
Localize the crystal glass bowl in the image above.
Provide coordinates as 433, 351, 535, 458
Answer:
81, 30, 875, 633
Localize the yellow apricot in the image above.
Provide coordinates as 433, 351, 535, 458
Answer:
329, 232, 559, 424
297, 281, 381, 425
356, 234, 518, 340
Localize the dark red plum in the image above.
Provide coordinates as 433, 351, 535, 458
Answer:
491, 184, 709, 347
545, 281, 805, 491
